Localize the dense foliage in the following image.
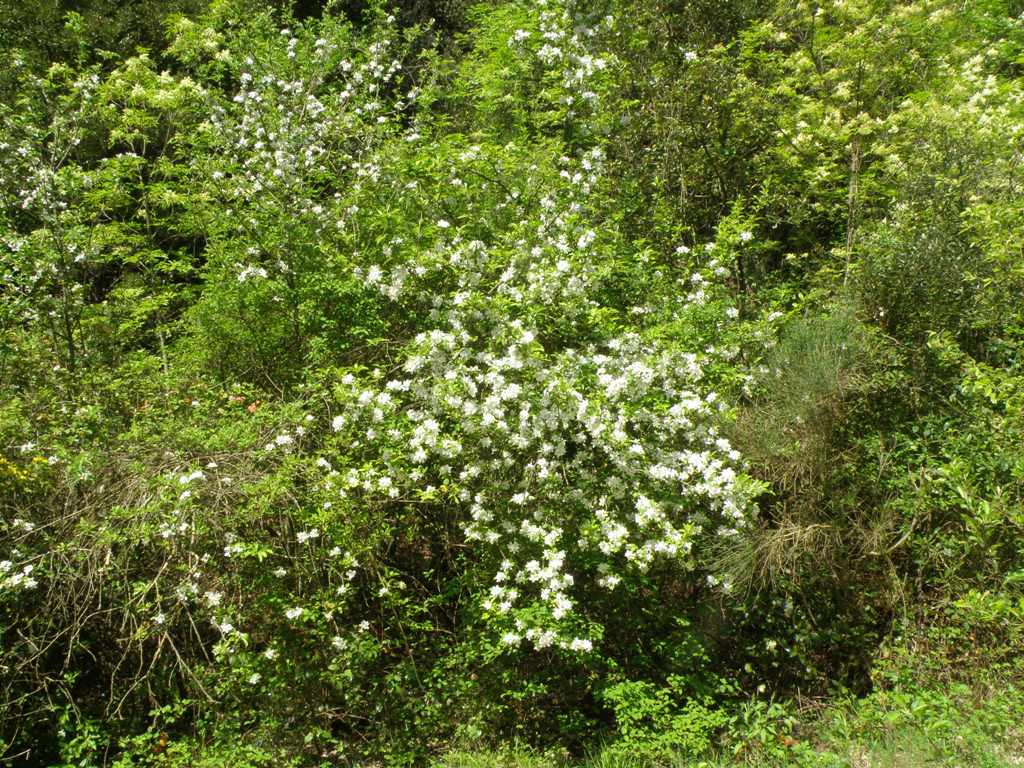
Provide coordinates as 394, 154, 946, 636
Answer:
1, 0, 1022, 765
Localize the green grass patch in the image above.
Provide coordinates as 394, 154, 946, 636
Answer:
437, 683, 1024, 768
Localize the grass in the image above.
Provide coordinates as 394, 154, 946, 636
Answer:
435, 682, 1024, 768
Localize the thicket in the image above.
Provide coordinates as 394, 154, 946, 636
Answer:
1, 0, 1022, 765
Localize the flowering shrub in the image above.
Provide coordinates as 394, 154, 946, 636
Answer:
159, 0, 761, 655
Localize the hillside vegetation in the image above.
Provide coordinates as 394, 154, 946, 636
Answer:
1, 0, 1023, 765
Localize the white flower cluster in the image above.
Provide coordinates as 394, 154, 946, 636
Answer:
309, 0, 756, 653
0, 560, 37, 590
205, 14, 413, 284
